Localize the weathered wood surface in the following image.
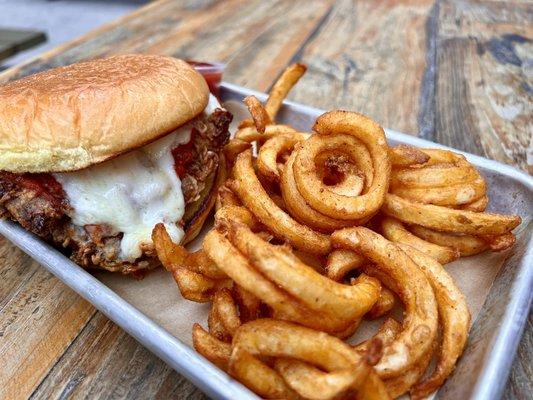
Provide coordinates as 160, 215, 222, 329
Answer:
0, 0, 530, 399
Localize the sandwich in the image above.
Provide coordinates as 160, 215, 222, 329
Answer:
0, 54, 232, 274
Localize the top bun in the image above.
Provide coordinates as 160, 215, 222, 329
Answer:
0, 55, 209, 173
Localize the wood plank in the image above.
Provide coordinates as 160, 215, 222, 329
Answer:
429, 0, 532, 172
0, 0, 333, 398
0, 238, 96, 400
30, 313, 202, 399
0, 0, 335, 91
284, 0, 436, 135
0, 237, 40, 308
0, 266, 95, 399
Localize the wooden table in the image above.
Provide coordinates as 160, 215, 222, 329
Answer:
0, 1, 530, 398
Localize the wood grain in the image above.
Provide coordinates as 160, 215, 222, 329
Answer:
30, 313, 202, 400
0, 0, 530, 399
428, 0, 532, 172
287, 0, 435, 135
0, 0, 335, 92
0, 262, 95, 399
0, 238, 98, 399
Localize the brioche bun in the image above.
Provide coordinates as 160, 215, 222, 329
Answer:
0, 54, 209, 173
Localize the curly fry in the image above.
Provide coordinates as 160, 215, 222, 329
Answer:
293, 111, 390, 220
265, 63, 307, 120
383, 194, 521, 236
399, 245, 470, 399
332, 227, 438, 379
381, 217, 459, 264
232, 150, 331, 254
243, 95, 272, 134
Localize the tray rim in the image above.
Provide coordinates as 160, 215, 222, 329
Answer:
0, 82, 531, 400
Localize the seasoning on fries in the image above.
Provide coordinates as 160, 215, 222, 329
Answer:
153, 63, 521, 399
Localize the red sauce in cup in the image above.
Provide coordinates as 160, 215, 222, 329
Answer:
187, 61, 225, 98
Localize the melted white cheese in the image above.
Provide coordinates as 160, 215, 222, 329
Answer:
55, 95, 222, 262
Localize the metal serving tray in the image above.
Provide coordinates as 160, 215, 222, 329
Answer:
1, 83, 531, 400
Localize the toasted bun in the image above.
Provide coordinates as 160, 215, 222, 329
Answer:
0, 55, 209, 173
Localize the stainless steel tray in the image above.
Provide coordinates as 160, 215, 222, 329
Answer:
1, 82, 531, 400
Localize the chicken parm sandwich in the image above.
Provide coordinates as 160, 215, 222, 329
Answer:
0, 55, 232, 274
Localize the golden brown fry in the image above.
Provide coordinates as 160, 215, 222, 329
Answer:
381, 217, 459, 264
360, 371, 394, 400
256, 132, 306, 182
333, 318, 362, 340
366, 287, 395, 319
295, 111, 390, 220
390, 147, 488, 211
238, 118, 254, 129
391, 162, 479, 189
203, 230, 333, 330
226, 220, 380, 330
385, 343, 434, 398
214, 204, 260, 231
233, 285, 262, 323
232, 319, 380, 399
480, 232, 516, 252
392, 180, 486, 207
152, 224, 230, 302
172, 267, 230, 303
212, 288, 241, 337
244, 95, 272, 133
232, 150, 331, 254
389, 144, 430, 167
274, 359, 368, 400
281, 148, 358, 233
224, 138, 251, 167
192, 324, 231, 371
152, 223, 226, 279
208, 300, 231, 342
353, 318, 401, 353
409, 225, 489, 257
215, 181, 241, 210
383, 194, 521, 236
325, 249, 366, 282
352, 318, 427, 397
229, 347, 300, 400
459, 194, 488, 212
235, 124, 297, 143
151, 222, 187, 271
398, 245, 470, 399
332, 227, 438, 379
419, 148, 466, 165
265, 63, 307, 120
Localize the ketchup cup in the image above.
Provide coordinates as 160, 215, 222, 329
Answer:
187, 61, 225, 98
